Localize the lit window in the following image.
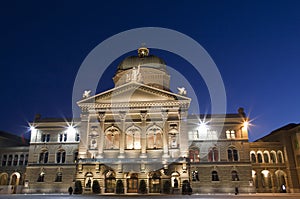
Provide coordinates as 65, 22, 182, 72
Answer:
189, 147, 200, 162
226, 130, 236, 139
126, 126, 141, 149
105, 126, 120, 149
74, 151, 78, 163
146, 125, 162, 149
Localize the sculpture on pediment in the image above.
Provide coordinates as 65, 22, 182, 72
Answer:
177, 87, 187, 96
83, 90, 91, 98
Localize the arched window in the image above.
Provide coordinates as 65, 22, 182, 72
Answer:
105, 126, 120, 149
126, 126, 141, 149
189, 147, 200, 162
228, 147, 239, 161
55, 172, 62, 182
231, 170, 239, 181
211, 171, 219, 181
277, 151, 284, 163
208, 147, 218, 162
250, 152, 256, 163
105, 170, 116, 193
39, 150, 48, 163
169, 127, 179, 148
226, 130, 236, 139
0, 173, 8, 185
56, 150, 66, 163
270, 151, 277, 163
257, 152, 263, 163
263, 151, 270, 163
146, 125, 162, 149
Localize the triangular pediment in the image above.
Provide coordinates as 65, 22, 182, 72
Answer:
77, 82, 190, 108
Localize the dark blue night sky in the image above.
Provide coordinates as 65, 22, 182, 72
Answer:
1, 1, 300, 141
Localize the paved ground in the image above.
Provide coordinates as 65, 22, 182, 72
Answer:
1, 193, 300, 199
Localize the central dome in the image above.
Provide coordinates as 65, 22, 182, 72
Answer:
113, 47, 170, 90
117, 55, 166, 71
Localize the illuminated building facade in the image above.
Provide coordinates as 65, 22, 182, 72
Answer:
1, 47, 300, 194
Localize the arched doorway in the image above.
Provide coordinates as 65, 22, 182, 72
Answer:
149, 172, 161, 193
127, 173, 138, 193
85, 172, 93, 190
10, 172, 20, 194
104, 170, 116, 193
171, 172, 180, 188
275, 170, 287, 193
0, 173, 8, 185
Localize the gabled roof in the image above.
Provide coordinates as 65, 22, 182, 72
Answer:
77, 82, 191, 109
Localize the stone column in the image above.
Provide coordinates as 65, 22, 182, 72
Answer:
78, 111, 89, 158
97, 112, 105, 158
118, 111, 126, 158
162, 111, 169, 158
179, 109, 188, 157
140, 111, 147, 158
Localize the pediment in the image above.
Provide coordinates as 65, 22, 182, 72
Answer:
77, 82, 190, 107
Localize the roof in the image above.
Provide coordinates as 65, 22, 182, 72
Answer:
0, 131, 29, 147
117, 55, 166, 71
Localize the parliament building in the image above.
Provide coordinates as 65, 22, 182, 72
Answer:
0, 47, 300, 194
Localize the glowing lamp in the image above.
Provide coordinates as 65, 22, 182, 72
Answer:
67, 126, 76, 134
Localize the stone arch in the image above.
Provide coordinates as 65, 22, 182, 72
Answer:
250, 151, 257, 163
171, 171, 180, 188
146, 124, 163, 149
104, 125, 120, 149
275, 170, 287, 192
277, 151, 284, 163
263, 151, 270, 163
9, 172, 20, 186
270, 150, 277, 163
125, 125, 141, 149
0, 173, 8, 185
257, 151, 263, 163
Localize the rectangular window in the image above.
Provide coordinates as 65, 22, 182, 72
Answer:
13, 155, 18, 166
75, 133, 80, 141
8, 155, 13, 166
19, 154, 24, 165
25, 154, 28, 165
42, 134, 50, 142
63, 133, 67, 142
2, 155, 7, 166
